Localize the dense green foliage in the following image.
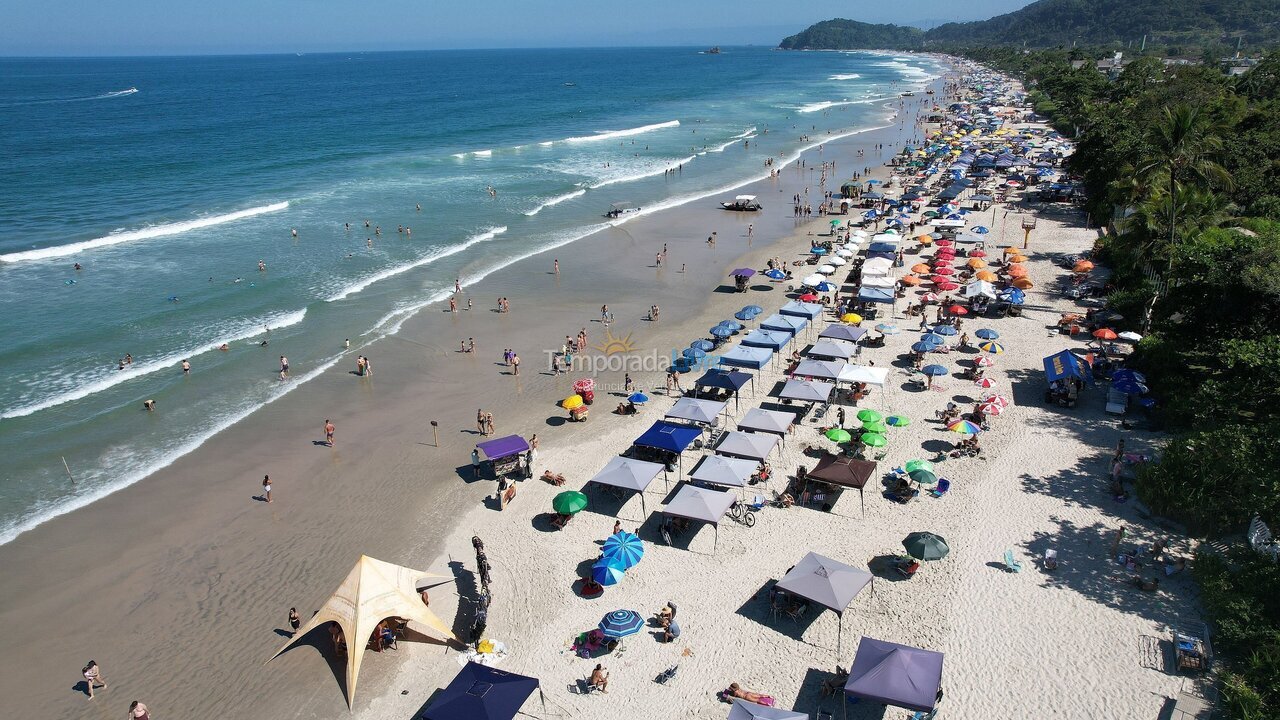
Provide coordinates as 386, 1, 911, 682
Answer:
780, 1, 1280, 54
978, 46, 1280, 718
777, 19, 923, 50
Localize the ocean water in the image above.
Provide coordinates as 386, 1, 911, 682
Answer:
0, 47, 943, 543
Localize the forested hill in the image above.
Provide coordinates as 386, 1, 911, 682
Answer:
925, 0, 1280, 48
777, 19, 924, 50
779, 1, 1280, 51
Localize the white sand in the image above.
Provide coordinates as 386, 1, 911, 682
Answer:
344, 130, 1203, 719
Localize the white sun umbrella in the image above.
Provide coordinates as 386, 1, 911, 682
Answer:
828, 256, 846, 266
817, 264, 837, 275
802, 273, 826, 287
851, 229, 869, 238
836, 248, 855, 258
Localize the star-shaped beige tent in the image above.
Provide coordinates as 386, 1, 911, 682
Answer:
269, 555, 455, 708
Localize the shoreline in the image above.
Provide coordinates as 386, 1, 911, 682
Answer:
0, 68, 947, 717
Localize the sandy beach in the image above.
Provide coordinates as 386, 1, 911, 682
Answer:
0, 63, 1205, 720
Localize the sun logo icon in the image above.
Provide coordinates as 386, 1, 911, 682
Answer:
595, 327, 638, 356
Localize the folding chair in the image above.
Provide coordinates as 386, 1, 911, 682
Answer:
1002, 549, 1023, 573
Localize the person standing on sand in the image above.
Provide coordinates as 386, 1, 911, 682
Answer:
554, 259, 559, 274
449, 297, 457, 313
471, 447, 481, 476
477, 409, 486, 435
262, 474, 272, 503
324, 419, 335, 447
128, 700, 150, 719
82, 660, 107, 699
288, 607, 301, 635
512, 353, 520, 376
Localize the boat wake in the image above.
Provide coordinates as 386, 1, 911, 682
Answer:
0, 201, 290, 263
0, 87, 137, 108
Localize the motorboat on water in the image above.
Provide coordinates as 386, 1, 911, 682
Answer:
721, 195, 762, 211
707, 47, 721, 54
605, 202, 641, 218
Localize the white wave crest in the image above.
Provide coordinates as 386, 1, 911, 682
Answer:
564, 120, 680, 143
0, 308, 307, 420
588, 155, 695, 189
829, 73, 862, 80
325, 226, 507, 302
0, 201, 289, 263
524, 188, 587, 216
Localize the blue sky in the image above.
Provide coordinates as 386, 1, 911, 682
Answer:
1, 0, 1034, 56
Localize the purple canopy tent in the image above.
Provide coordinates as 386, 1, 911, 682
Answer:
843, 637, 944, 713
475, 435, 530, 479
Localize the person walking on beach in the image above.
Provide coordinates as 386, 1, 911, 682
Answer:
554, 258, 559, 274
82, 660, 107, 699
477, 409, 486, 435
449, 297, 457, 313
512, 353, 520, 376
279, 355, 289, 381
289, 607, 301, 635
324, 419, 335, 447
128, 700, 150, 719
261, 474, 273, 503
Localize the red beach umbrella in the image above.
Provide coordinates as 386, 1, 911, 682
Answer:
935, 281, 959, 291
948, 305, 968, 315
799, 293, 819, 302
1093, 328, 1118, 340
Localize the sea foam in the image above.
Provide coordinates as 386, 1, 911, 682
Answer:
325, 226, 507, 302
564, 120, 680, 143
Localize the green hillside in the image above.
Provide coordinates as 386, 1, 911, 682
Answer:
778, 19, 924, 50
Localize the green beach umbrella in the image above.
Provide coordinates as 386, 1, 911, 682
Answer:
886, 415, 911, 427
862, 421, 889, 434
908, 469, 938, 486
861, 432, 888, 447
904, 459, 934, 473
856, 409, 883, 423
903, 531, 950, 561
825, 427, 853, 443
552, 490, 588, 515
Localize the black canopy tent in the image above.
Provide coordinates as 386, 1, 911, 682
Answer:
806, 453, 877, 515
692, 368, 756, 409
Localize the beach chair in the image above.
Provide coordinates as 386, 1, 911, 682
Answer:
654, 665, 679, 685
1002, 549, 1023, 573
1043, 548, 1059, 571
929, 478, 951, 498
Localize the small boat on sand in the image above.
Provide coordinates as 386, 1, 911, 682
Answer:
721, 195, 762, 211
605, 202, 641, 218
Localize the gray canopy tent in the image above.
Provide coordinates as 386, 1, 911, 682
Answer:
715, 431, 779, 462
805, 340, 858, 361
775, 551, 874, 655
727, 698, 807, 720
688, 454, 757, 489
661, 484, 736, 553
778, 378, 834, 404
819, 325, 867, 343
843, 637, 944, 713
792, 359, 848, 382
737, 408, 796, 443
584, 456, 667, 515
664, 397, 728, 426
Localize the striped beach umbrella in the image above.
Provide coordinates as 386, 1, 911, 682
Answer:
947, 419, 982, 435
591, 558, 626, 587
979, 341, 1005, 354
599, 609, 645, 638
602, 532, 644, 569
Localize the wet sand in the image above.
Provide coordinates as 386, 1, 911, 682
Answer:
0, 80, 944, 718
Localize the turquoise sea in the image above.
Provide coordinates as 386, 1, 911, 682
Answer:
0, 46, 943, 543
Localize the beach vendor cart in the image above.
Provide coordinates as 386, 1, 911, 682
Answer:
476, 435, 530, 480
1042, 349, 1090, 409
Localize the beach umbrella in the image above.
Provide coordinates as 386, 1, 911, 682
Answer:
901, 275, 923, 286
1118, 331, 1143, 343
1093, 328, 1118, 340
979, 341, 1004, 354
599, 609, 645, 638
719, 320, 743, 331
920, 292, 939, 302
764, 269, 786, 280
911, 263, 932, 274
862, 420, 889, 434
875, 323, 899, 334
857, 409, 883, 423
972, 226, 989, 234
968, 250, 987, 257
825, 428, 853, 443
629, 392, 649, 404
710, 325, 733, 338
591, 558, 626, 587
734, 310, 755, 322
935, 281, 959, 291
974, 328, 999, 340
799, 293, 819, 303
886, 415, 911, 427
932, 325, 958, 336
1072, 260, 1094, 273
731, 268, 756, 278
1007, 265, 1029, 277
691, 339, 715, 352
841, 313, 863, 324
1008, 254, 1028, 263
921, 364, 949, 376
1011, 277, 1035, 289
920, 333, 945, 346
830, 219, 842, 226
683, 347, 706, 360
933, 266, 955, 276
947, 305, 968, 315
975, 271, 998, 282
744, 305, 763, 314
947, 419, 982, 434
904, 459, 934, 473
936, 239, 954, 247
836, 248, 855, 258
802, 274, 825, 287
828, 256, 847, 266
908, 469, 938, 486
974, 355, 995, 368
817, 264, 836, 275
978, 402, 1003, 416
602, 531, 645, 569
903, 531, 950, 561
966, 258, 987, 269
815, 281, 837, 292
975, 377, 997, 388
860, 432, 887, 447
982, 394, 1010, 407
553, 490, 589, 515
563, 395, 584, 410
810, 247, 828, 255
911, 341, 935, 353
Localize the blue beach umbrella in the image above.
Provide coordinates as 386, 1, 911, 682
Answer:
810, 247, 828, 255
591, 558, 626, 587
719, 320, 743, 332
629, 392, 649, 404
710, 326, 733, 339
815, 282, 837, 292
690, 339, 715, 352
972, 226, 990, 234
866, 179, 882, 185
932, 325, 958, 336
975, 328, 999, 340
875, 323, 899, 334
602, 532, 644, 569
764, 269, 786, 280
743, 305, 764, 315
920, 333, 946, 346
682, 347, 706, 360
734, 310, 755, 321
979, 341, 1005, 354
599, 609, 645, 638
922, 364, 949, 376
911, 341, 936, 353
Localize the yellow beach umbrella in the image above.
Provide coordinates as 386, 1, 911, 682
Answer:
563, 395, 583, 410
842, 313, 863, 324
975, 270, 998, 282
966, 258, 987, 269
1012, 277, 1035, 289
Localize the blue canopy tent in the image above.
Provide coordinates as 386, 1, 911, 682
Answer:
692, 368, 755, 408
421, 662, 542, 720
742, 329, 792, 350
718, 344, 773, 370
844, 637, 944, 714
857, 287, 894, 306
760, 314, 808, 336
779, 300, 823, 320
632, 421, 704, 474
1043, 349, 1093, 384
